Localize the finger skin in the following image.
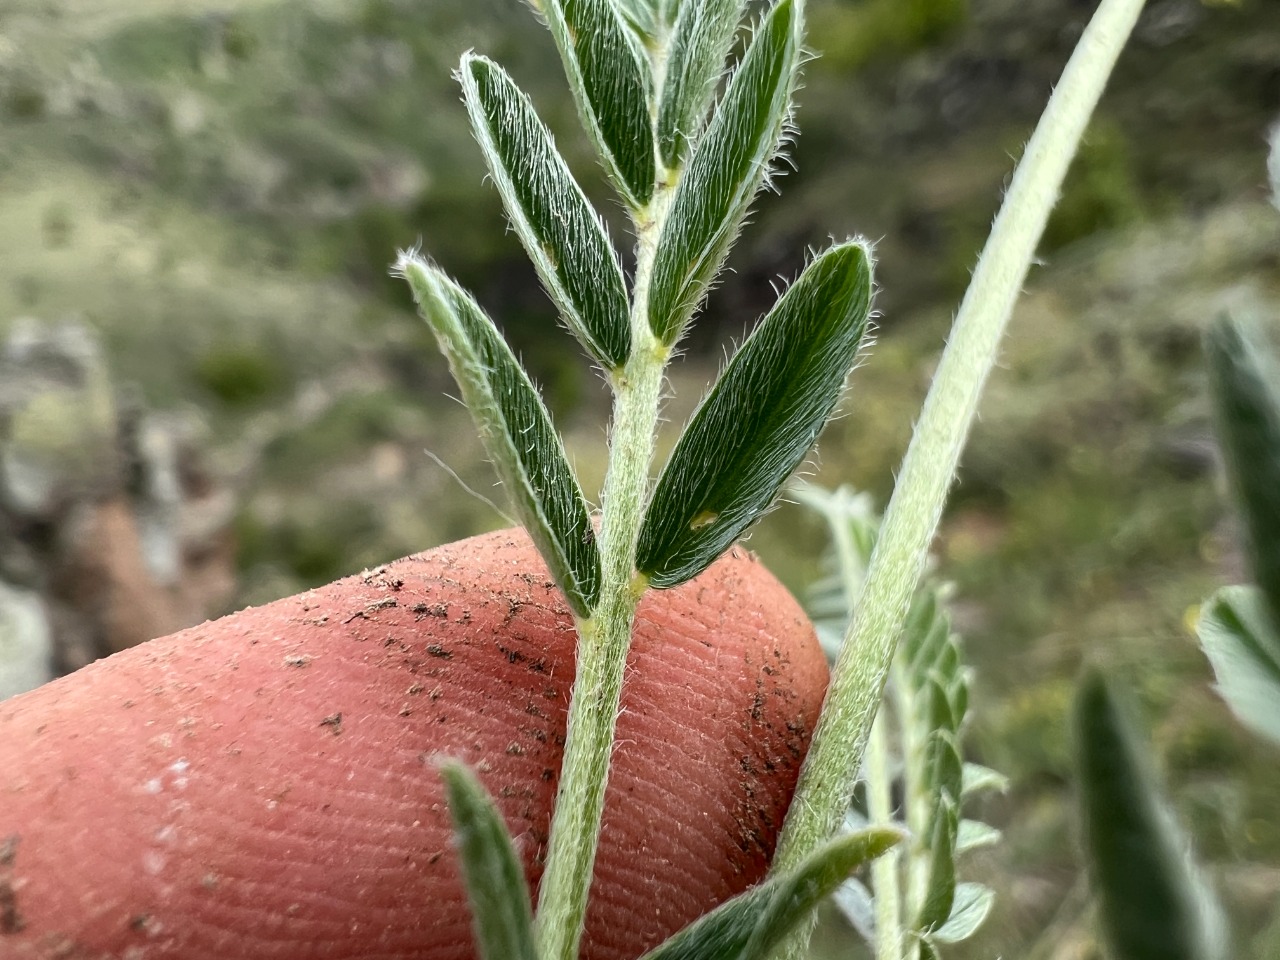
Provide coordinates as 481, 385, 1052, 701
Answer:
0, 529, 827, 960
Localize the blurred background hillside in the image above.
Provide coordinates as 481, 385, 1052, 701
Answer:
0, 0, 1278, 954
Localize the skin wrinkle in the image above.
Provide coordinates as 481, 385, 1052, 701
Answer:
0, 529, 825, 960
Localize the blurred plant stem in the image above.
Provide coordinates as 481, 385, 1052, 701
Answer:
770, 0, 1148, 953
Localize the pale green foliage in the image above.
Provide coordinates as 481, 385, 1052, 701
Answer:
797, 482, 1000, 958
1198, 586, 1280, 746
459, 54, 631, 369
1195, 315, 1280, 745
1073, 670, 1229, 960
441, 762, 540, 960
1204, 315, 1280, 630
397, 256, 600, 616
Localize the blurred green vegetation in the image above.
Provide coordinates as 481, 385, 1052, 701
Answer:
1, 0, 1279, 954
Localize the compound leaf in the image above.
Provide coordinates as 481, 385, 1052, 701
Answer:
399, 255, 601, 616
657, 0, 747, 168
540, 0, 656, 207
460, 55, 631, 370
637, 827, 902, 960
637, 240, 872, 588
441, 762, 541, 960
648, 0, 801, 343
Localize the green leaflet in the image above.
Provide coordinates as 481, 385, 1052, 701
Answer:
1204, 315, 1280, 634
441, 763, 542, 960
648, 0, 800, 344
960, 762, 1009, 799
399, 255, 601, 616
539, 0, 656, 207
636, 241, 871, 588
915, 793, 958, 933
460, 55, 631, 370
1197, 585, 1280, 746
955, 820, 1001, 854
1073, 670, 1229, 960
637, 828, 902, 960
612, 0, 660, 37
657, 0, 747, 169
932, 883, 995, 944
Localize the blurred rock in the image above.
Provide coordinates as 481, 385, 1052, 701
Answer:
0, 318, 121, 520
0, 319, 236, 698
0, 579, 51, 699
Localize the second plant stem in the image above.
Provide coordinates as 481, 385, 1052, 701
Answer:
772, 0, 1148, 955
534, 192, 672, 960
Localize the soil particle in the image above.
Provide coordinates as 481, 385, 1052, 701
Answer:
426, 644, 452, 660
282, 654, 313, 668
319, 712, 343, 734
411, 602, 449, 619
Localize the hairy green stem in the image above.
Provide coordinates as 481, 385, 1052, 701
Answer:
771, 0, 1147, 950
535, 188, 673, 960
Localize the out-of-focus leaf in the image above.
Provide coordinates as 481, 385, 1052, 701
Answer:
932, 883, 995, 944
460, 55, 631, 370
648, 0, 801, 343
1267, 119, 1279, 210
637, 828, 902, 960
923, 675, 955, 735
915, 794, 958, 932
924, 731, 963, 810
637, 241, 872, 588
440, 762, 541, 960
956, 819, 1001, 854
961, 763, 1009, 798
399, 255, 601, 616
832, 878, 876, 946
657, 0, 747, 168
540, 0, 656, 206
1074, 669, 1229, 960
1197, 585, 1280, 746
1204, 315, 1280, 631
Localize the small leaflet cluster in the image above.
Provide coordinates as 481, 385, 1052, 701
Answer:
400, 0, 883, 957
798, 483, 1002, 958
398, 0, 874, 615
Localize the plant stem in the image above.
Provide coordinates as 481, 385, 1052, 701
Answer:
892, 665, 928, 949
771, 0, 1147, 947
865, 712, 903, 960
535, 188, 673, 960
